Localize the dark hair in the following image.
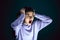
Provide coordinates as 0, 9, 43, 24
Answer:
16, 7, 35, 18
24, 7, 35, 13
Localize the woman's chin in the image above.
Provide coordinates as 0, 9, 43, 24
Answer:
28, 23, 32, 26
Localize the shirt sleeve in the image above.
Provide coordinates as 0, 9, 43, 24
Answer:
35, 13, 53, 31
11, 14, 25, 37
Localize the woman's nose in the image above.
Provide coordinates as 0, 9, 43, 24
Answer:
30, 16, 32, 19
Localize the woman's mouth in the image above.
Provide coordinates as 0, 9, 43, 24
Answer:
29, 20, 32, 23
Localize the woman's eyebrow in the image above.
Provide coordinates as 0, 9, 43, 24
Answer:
26, 13, 29, 15
27, 14, 29, 16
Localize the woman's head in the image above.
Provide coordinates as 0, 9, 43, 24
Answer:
24, 7, 35, 25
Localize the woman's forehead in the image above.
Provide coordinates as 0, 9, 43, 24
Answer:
26, 12, 34, 16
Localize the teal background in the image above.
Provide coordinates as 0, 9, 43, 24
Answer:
3, 0, 57, 40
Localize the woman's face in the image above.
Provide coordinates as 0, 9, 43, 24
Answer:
24, 11, 35, 25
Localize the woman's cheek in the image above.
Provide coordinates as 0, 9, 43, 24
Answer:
32, 17, 34, 21
25, 18, 29, 23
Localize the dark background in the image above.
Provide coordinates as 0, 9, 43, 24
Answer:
0, 0, 59, 40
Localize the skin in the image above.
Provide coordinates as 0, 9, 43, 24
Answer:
24, 11, 35, 25
20, 8, 35, 25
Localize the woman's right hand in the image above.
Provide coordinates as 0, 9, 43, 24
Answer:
20, 8, 25, 14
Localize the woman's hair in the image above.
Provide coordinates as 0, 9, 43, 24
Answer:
24, 7, 35, 13
16, 7, 35, 17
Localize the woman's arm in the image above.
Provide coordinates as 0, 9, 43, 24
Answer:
35, 13, 53, 30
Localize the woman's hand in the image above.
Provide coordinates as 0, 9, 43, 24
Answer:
20, 8, 25, 14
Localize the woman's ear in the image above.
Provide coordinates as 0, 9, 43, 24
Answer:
34, 12, 35, 16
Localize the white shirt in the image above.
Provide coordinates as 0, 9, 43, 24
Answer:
11, 13, 52, 40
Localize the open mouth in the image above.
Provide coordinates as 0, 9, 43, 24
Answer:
29, 20, 32, 23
